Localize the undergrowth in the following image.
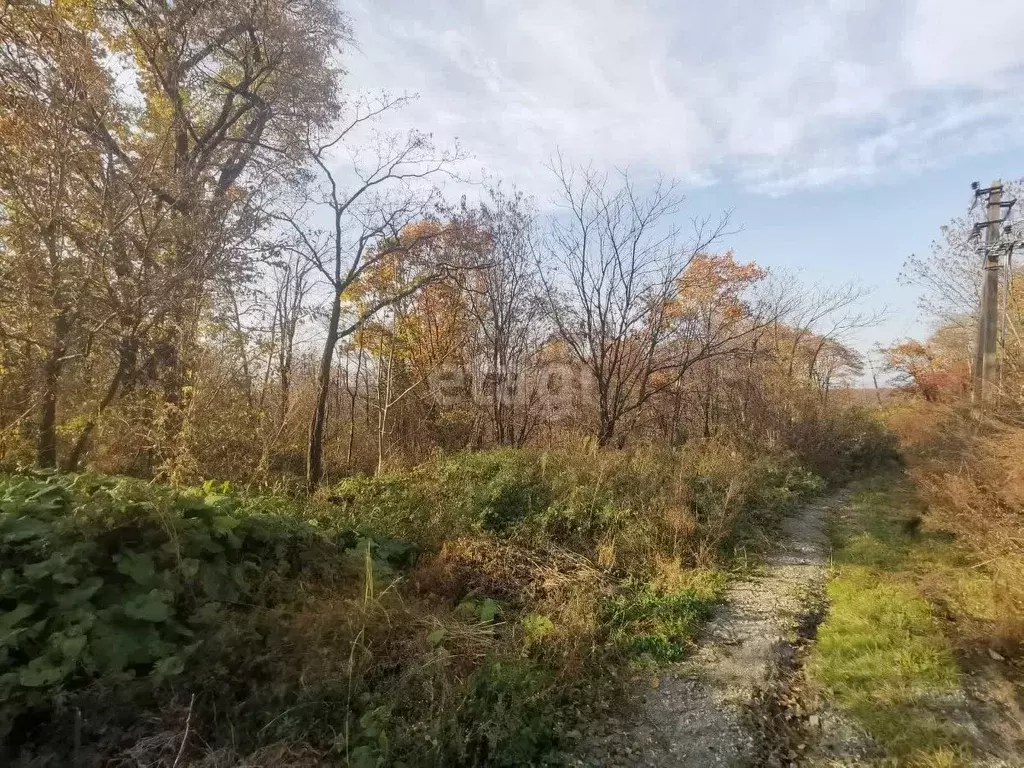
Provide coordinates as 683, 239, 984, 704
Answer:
1, 444, 831, 766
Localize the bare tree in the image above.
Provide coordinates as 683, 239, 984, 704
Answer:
773, 279, 883, 382
280, 94, 470, 486
461, 186, 546, 445
902, 179, 1023, 330
270, 249, 315, 419
539, 158, 730, 446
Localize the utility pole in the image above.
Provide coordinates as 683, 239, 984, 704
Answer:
970, 180, 1020, 408
972, 181, 1002, 407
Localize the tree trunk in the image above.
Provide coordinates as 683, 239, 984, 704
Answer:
669, 385, 682, 445
345, 347, 364, 468
375, 335, 396, 475
307, 293, 342, 487
597, 416, 616, 448
280, 367, 290, 419
36, 310, 69, 469
596, 385, 618, 448
64, 354, 128, 472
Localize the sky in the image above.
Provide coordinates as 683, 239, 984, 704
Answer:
340, 0, 1024, 360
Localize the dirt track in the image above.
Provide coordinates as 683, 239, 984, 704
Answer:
571, 493, 845, 767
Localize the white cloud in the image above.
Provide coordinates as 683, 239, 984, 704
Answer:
341, 0, 1024, 195
903, 0, 1024, 87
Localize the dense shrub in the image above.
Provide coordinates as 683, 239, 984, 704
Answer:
888, 402, 1024, 653
0, 436, 879, 765
328, 445, 829, 574
786, 406, 900, 480
0, 473, 370, 752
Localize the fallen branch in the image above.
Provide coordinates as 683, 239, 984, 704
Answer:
172, 693, 196, 768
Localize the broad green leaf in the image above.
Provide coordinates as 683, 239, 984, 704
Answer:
0, 603, 36, 645
0, 515, 50, 542
89, 625, 146, 672
117, 552, 156, 586
18, 658, 65, 688
212, 514, 240, 533
178, 558, 200, 580
23, 554, 68, 582
123, 589, 172, 623
0, 603, 36, 633
57, 576, 103, 609
58, 633, 87, 660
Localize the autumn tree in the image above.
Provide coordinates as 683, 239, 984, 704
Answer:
90, 0, 347, 467
0, 0, 348, 471
540, 158, 729, 446
351, 229, 477, 472
0, 2, 113, 467
660, 252, 773, 439
884, 331, 971, 403
281, 95, 474, 484
460, 186, 546, 445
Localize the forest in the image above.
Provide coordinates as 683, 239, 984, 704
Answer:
1, 1, 1022, 766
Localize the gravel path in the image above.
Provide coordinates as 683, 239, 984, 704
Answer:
572, 492, 844, 768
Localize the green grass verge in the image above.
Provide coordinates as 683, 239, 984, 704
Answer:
807, 474, 974, 765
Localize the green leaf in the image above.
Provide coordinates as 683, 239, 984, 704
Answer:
0, 515, 50, 543
18, 658, 65, 688
0, 603, 37, 645
23, 554, 75, 583
178, 558, 200, 580
522, 614, 555, 642
89, 625, 145, 672
373, 539, 417, 567
57, 576, 103, 609
478, 598, 501, 623
58, 633, 87, 660
427, 628, 446, 647
123, 589, 173, 622
212, 514, 240, 533
152, 654, 185, 680
0, 603, 36, 633
117, 552, 156, 586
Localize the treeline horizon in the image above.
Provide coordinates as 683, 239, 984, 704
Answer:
1, 1, 881, 488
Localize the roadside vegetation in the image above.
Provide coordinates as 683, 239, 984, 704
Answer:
809, 474, 976, 764
806, 183, 1024, 766
1, 440, 878, 765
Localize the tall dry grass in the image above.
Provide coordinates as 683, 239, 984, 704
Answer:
887, 400, 1024, 654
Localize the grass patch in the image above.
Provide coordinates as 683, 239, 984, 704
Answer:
808, 473, 974, 763
602, 572, 725, 663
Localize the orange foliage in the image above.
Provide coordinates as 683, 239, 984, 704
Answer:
884, 338, 969, 402
672, 251, 766, 319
